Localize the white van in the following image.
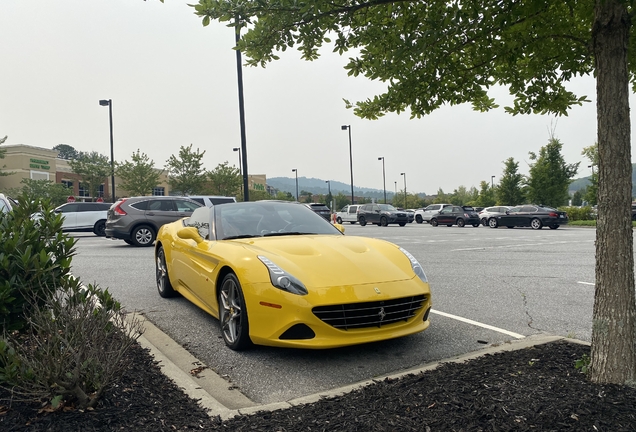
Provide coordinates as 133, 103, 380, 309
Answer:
336, 204, 360, 224
186, 196, 237, 207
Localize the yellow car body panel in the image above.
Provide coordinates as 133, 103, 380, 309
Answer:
157, 216, 431, 349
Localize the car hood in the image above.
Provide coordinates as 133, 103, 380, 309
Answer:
234, 235, 416, 288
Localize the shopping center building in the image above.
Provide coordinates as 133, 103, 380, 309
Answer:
0, 144, 269, 201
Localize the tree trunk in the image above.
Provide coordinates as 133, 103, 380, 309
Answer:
590, 0, 636, 384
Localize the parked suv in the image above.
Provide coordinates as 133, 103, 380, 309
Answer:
478, 206, 510, 226
303, 203, 331, 221
430, 205, 481, 227
414, 204, 451, 224
54, 202, 111, 236
357, 204, 408, 227
105, 196, 202, 246
335, 204, 360, 224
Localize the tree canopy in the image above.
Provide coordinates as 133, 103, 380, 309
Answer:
206, 161, 241, 197
52, 144, 79, 160
497, 157, 525, 206
116, 150, 162, 197
68, 152, 111, 201
165, 144, 208, 196
525, 138, 579, 208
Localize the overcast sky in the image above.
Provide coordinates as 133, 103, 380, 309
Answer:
1, 1, 632, 195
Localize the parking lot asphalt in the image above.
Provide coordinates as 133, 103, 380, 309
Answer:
70, 223, 598, 406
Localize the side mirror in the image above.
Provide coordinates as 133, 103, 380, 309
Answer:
506, 211, 510, 215
333, 223, 345, 234
177, 226, 204, 244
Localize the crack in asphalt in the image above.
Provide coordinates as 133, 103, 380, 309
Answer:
518, 289, 541, 332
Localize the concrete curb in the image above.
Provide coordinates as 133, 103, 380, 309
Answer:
136, 317, 589, 421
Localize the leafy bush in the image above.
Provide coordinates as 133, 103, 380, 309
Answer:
0, 281, 143, 409
558, 206, 595, 221
0, 192, 76, 331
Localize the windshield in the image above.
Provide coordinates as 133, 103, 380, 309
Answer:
378, 204, 398, 211
214, 201, 342, 240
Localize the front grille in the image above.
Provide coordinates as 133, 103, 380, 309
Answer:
313, 295, 427, 330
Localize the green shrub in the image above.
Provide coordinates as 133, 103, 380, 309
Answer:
0, 281, 143, 409
0, 193, 76, 331
558, 206, 595, 221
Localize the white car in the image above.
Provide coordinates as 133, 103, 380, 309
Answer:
54, 202, 111, 236
0, 193, 17, 214
335, 204, 360, 224
478, 206, 511, 226
414, 204, 452, 224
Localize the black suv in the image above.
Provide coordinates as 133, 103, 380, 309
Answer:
303, 203, 331, 221
105, 196, 202, 246
357, 204, 408, 226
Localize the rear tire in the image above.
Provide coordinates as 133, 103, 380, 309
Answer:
93, 220, 106, 236
218, 273, 251, 351
380, 216, 388, 226
457, 218, 465, 227
131, 225, 156, 247
415, 215, 423, 224
531, 218, 543, 230
156, 245, 177, 298
488, 218, 498, 228
430, 218, 438, 227
481, 218, 487, 226
336, 217, 342, 224
359, 216, 367, 226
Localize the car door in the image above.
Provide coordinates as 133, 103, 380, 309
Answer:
56, 203, 79, 229
519, 206, 538, 226
436, 206, 454, 224
144, 199, 180, 229
367, 204, 381, 224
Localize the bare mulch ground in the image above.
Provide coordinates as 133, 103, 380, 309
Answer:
1, 340, 635, 431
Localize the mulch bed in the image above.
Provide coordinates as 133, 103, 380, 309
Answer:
1, 340, 635, 431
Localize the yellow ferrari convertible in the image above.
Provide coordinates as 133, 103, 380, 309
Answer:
155, 201, 431, 350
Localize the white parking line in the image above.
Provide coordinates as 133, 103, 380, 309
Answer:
431, 309, 526, 339
577, 281, 595, 286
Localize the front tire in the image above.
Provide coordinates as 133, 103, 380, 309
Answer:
218, 273, 251, 351
359, 216, 367, 226
457, 218, 465, 227
430, 218, 438, 227
131, 225, 156, 247
415, 215, 423, 224
531, 218, 543, 230
156, 245, 176, 298
336, 217, 342, 224
488, 218, 498, 228
481, 218, 487, 226
93, 220, 106, 236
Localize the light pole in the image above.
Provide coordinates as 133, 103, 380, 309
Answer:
292, 169, 298, 201
341, 125, 354, 205
401, 172, 407, 209
394, 181, 397, 203
378, 157, 386, 204
325, 180, 332, 210
491, 175, 495, 189
235, 17, 249, 202
98, 99, 115, 202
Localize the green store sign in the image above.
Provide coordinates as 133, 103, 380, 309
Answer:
29, 158, 50, 170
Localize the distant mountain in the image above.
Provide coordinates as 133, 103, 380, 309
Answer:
267, 176, 403, 199
569, 163, 636, 196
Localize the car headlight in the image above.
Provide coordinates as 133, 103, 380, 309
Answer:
258, 256, 308, 296
399, 247, 428, 283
